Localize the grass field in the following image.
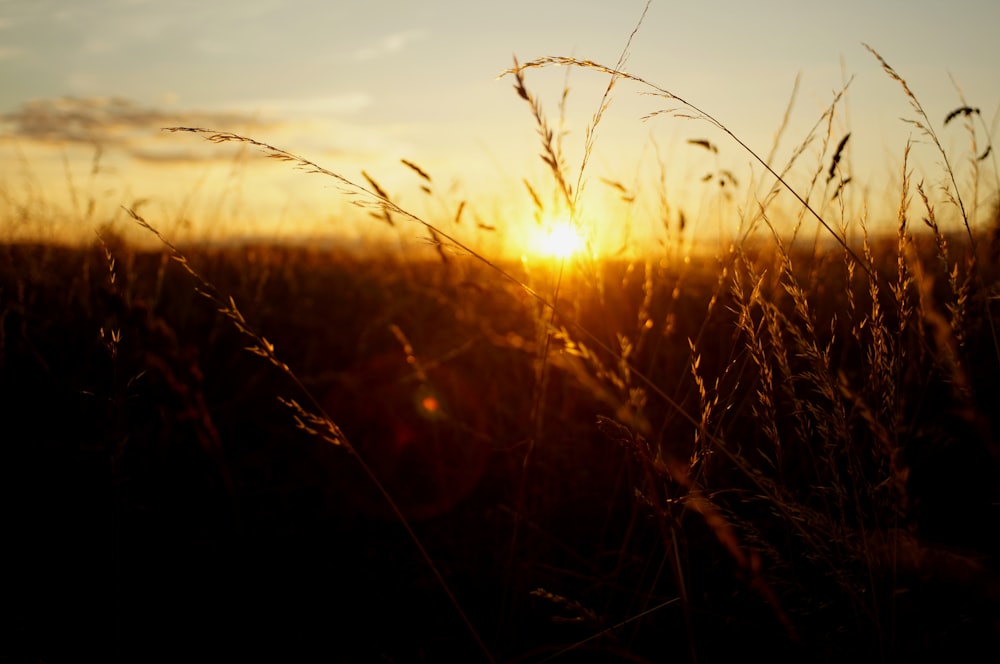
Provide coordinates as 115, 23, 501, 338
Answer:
2, 38, 1000, 663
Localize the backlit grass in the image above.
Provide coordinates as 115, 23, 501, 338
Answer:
2, 13, 999, 663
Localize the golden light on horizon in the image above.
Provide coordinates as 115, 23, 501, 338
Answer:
527, 217, 586, 260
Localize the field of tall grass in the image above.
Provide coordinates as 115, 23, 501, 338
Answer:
2, 16, 999, 663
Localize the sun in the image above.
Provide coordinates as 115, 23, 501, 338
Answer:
528, 218, 586, 260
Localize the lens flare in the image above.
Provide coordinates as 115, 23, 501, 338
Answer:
420, 394, 441, 414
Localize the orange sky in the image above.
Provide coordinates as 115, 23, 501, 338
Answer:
2, 0, 999, 257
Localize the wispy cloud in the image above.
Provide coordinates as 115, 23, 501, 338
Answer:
352, 29, 426, 61
0, 46, 24, 61
0, 95, 401, 165
0, 96, 262, 158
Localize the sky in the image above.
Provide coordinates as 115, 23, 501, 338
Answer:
1, 0, 998, 255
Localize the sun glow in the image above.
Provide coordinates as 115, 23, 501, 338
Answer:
528, 218, 586, 260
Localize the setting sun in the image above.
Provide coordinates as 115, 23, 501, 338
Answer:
4, 2, 999, 660
528, 218, 586, 259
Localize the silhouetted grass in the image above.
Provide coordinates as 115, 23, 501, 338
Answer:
2, 18, 1000, 664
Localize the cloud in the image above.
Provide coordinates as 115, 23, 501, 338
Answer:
0, 96, 265, 160
0, 95, 401, 166
352, 29, 426, 61
0, 46, 24, 61
0, 96, 254, 142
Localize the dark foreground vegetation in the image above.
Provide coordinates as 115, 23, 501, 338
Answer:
2, 233, 998, 663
